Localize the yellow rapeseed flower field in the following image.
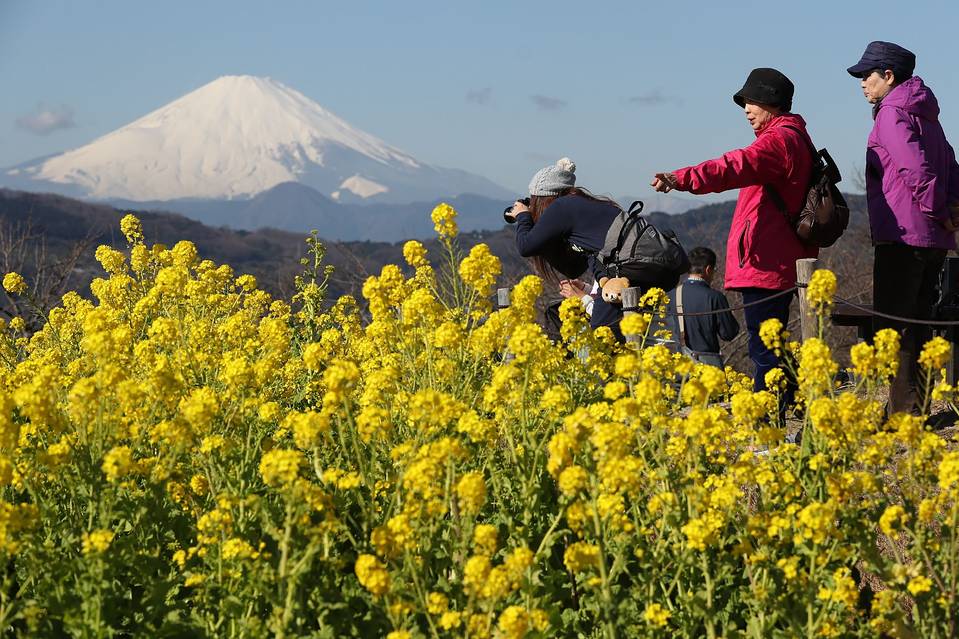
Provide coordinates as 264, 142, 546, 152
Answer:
0, 208, 955, 637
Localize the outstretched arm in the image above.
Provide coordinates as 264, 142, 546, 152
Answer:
666, 132, 792, 195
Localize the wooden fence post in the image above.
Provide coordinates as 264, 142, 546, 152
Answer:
496, 287, 515, 362
796, 258, 823, 342
622, 287, 642, 345
496, 287, 510, 310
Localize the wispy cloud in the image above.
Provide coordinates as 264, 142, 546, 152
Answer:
466, 87, 492, 105
530, 94, 567, 112
524, 151, 555, 163
624, 90, 682, 107
16, 104, 76, 135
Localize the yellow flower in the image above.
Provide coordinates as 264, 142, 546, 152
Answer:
81, 529, 114, 554
817, 567, 858, 608
455, 472, 487, 516
878, 505, 909, 538
102, 446, 135, 482
355, 554, 390, 596
119, 213, 144, 244
759, 318, 786, 356
795, 500, 837, 545
806, 269, 836, 312
643, 602, 671, 627
539, 385, 572, 418
189, 474, 209, 495
938, 451, 959, 491
557, 465, 589, 496
473, 524, 498, 556
178, 387, 219, 432
777, 556, 799, 580
439, 611, 462, 630
639, 287, 668, 311
221, 538, 257, 561
497, 606, 529, 639
184, 574, 206, 588
2, 272, 27, 295
797, 338, 838, 398
458, 243, 501, 296
907, 575, 933, 596
402, 240, 429, 268
919, 336, 951, 370
620, 313, 650, 337
426, 591, 448, 615
94, 245, 127, 275
258, 449, 303, 489
463, 555, 491, 596
764, 368, 787, 392
431, 202, 459, 240
563, 541, 600, 573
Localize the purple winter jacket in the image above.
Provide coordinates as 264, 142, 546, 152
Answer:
866, 76, 959, 249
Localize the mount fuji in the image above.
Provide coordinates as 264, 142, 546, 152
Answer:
3, 75, 512, 207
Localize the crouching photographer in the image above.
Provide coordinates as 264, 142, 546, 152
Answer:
505, 157, 689, 339
504, 158, 624, 335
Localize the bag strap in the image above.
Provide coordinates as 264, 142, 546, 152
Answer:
607, 201, 645, 273
675, 283, 687, 348
780, 124, 818, 158
763, 125, 819, 219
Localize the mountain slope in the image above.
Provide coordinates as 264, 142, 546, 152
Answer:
3, 76, 512, 204
108, 182, 510, 241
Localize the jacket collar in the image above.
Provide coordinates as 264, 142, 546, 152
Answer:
755, 112, 806, 137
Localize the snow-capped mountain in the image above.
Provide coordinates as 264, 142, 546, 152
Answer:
3, 75, 512, 204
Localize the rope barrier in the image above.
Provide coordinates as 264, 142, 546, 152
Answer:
621, 286, 799, 317
831, 295, 959, 327
620, 285, 959, 327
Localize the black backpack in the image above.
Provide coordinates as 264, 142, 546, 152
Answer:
765, 125, 850, 248
598, 201, 691, 291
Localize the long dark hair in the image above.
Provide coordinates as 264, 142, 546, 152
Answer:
526, 187, 622, 285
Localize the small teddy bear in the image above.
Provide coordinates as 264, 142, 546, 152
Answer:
598, 276, 630, 304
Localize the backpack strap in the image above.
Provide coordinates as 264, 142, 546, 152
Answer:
763, 124, 819, 219
606, 201, 645, 276
675, 283, 687, 349
780, 124, 819, 158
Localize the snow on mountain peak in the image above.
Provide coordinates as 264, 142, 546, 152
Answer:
28, 75, 424, 200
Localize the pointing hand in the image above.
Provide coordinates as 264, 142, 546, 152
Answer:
651, 172, 678, 193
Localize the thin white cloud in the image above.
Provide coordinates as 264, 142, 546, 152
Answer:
625, 90, 682, 107
16, 104, 76, 135
466, 87, 492, 105
530, 94, 567, 112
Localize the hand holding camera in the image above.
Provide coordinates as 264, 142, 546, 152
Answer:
503, 197, 531, 223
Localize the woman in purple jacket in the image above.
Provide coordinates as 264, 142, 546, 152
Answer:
848, 41, 959, 414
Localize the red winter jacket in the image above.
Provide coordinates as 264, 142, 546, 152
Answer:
672, 113, 819, 291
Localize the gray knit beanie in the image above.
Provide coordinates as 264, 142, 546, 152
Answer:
528, 157, 576, 196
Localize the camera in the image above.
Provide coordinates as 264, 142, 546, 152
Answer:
503, 197, 531, 223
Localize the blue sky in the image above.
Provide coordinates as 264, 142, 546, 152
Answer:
2, 0, 958, 200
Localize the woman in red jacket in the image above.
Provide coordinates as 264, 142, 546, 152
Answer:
651, 68, 818, 400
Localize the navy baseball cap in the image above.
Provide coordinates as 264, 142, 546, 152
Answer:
847, 41, 916, 78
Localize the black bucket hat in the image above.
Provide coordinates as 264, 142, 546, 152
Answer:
847, 41, 915, 79
733, 68, 794, 112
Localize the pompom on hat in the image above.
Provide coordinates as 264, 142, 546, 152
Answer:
528, 157, 576, 196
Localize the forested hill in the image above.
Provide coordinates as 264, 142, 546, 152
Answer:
0, 188, 871, 310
